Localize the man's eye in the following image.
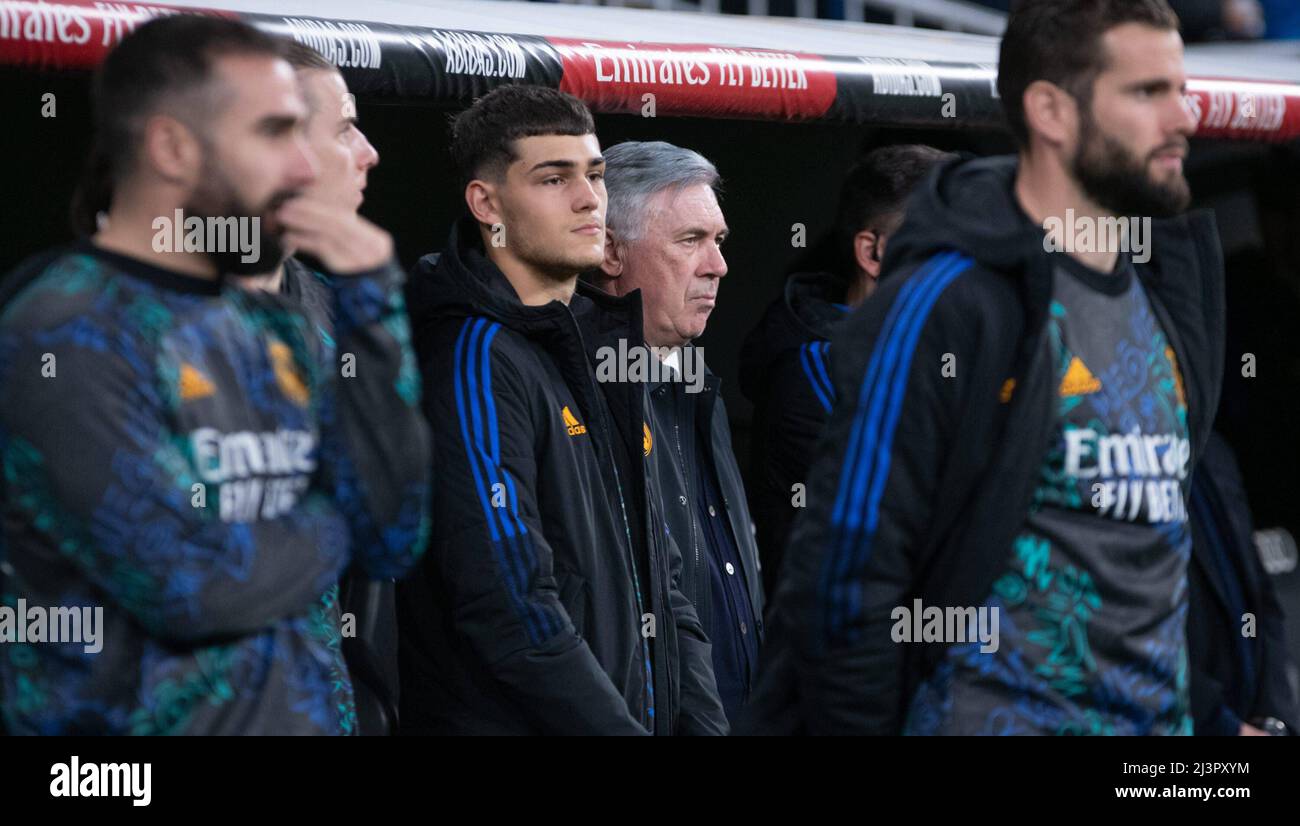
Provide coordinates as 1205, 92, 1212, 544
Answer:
588, 171, 604, 182
543, 176, 564, 185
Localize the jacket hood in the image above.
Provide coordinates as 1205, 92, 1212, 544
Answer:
785, 270, 850, 342
884, 151, 1225, 476
882, 154, 1046, 282
738, 270, 846, 402
884, 152, 1223, 327
406, 216, 575, 337
405, 218, 657, 409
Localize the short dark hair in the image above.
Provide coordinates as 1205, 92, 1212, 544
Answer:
449, 84, 595, 187
281, 39, 335, 72
835, 144, 956, 256
280, 40, 340, 117
998, 0, 1180, 147
71, 15, 287, 234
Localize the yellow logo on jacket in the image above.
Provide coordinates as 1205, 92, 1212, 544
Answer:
268, 339, 310, 407
562, 405, 587, 437
1059, 356, 1102, 397
179, 362, 215, 401
643, 422, 653, 456
1165, 346, 1187, 408
999, 378, 1016, 403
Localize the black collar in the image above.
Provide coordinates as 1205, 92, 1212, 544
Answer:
74, 239, 225, 296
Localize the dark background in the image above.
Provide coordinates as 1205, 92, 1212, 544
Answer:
2, 69, 1297, 651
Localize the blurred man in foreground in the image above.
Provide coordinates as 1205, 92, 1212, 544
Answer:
748, 0, 1222, 735
0, 15, 428, 734
241, 40, 419, 736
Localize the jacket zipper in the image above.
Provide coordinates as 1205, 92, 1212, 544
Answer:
669, 391, 703, 610
565, 307, 660, 733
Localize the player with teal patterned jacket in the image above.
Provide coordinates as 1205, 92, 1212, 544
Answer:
0, 15, 430, 735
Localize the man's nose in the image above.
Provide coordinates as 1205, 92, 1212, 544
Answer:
574, 176, 601, 211
702, 240, 728, 279
354, 128, 379, 172
290, 132, 319, 187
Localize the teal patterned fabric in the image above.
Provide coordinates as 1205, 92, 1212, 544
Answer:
0, 246, 428, 734
907, 260, 1194, 735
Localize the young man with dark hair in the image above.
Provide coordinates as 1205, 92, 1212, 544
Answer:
740, 144, 954, 593
834, 145, 959, 307
747, 0, 1223, 735
397, 85, 726, 735
0, 15, 429, 734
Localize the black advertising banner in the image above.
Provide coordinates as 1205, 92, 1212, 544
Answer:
2, 0, 1298, 140
253, 15, 565, 103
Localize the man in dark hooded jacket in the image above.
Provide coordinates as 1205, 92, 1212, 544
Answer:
746, 0, 1224, 735
397, 85, 726, 735
740, 145, 954, 593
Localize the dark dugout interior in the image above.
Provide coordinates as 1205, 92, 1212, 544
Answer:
2, 68, 1298, 654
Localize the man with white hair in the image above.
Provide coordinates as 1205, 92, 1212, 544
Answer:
590, 140, 764, 722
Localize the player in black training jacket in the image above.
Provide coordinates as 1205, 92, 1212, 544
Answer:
397, 86, 726, 735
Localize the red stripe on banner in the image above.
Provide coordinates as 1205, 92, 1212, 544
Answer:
549, 37, 838, 121
0, 0, 232, 70
1186, 78, 1300, 143
4, 1, 1300, 141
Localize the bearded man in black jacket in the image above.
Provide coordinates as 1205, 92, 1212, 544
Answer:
747, 0, 1225, 735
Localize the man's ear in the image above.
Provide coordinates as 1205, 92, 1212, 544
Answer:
142, 114, 202, 185
853, 229, 882, 280
1022, 78, 1078, 150
600, 227, 624, 279
465, 179, 502, 229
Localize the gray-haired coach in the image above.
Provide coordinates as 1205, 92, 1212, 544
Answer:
589, 141, 764, 723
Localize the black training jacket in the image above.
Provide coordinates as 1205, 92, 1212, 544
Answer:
645, 354, 765, 648
744, 155, 1224, 735
739, 271, 848, 593
397, 218, 726, 735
